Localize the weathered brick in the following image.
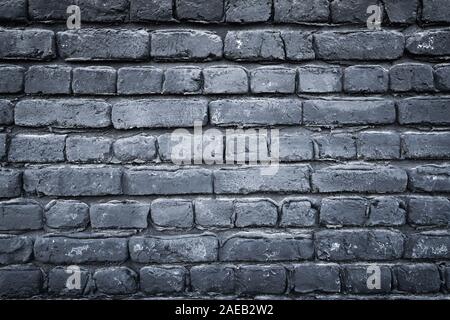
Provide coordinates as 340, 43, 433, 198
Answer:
124, 167, 212, 195
0, 100, 14, 125
220, 231, 314, 262
0, 199, 42, 231
408, 165, 450, 192
398, 97, 450, 125
235, 265, 287, 294
303, 99, 396, 126
250, 67, 296, 93
408, 196, 450, 226
194, 198, 235, 228
320, 197, 367, 227
384, 0, 418, 24
405, 231, 450, 259
57, 29, 150, 61
66, 136, 113, 163
274, 0, 329, 23
279, 134, 314, 162
90, 201, 149, 229
357, 131, 401, 160
434, 64, 450, 91
0, 235, 33, 264
203, 66, 248, 94
112, 99, 208, 129
234, 199, 278, 227
368, 197, 406, 227
313, 134, 356, 160
117, 67, 163, 95
129, 234, 218, 263
315, 31, 404, 60
210, 99, 302, 127
224, 129, 269, 164
24, 166, 122, 196
25, 65, 71, 95
34, 236, 128, 263
342, 264, 392, 294
422, 0, 450, 23
298, 65, 342, 93
163, 67, 202, 94
94, 267, 137, 295
312, 164, 407, 193
406, 30, 450, 56
390, 63, 434, 92
0, 29, 55, 60
280, 199, 317, 227
331, 0, 383, 23
282, 31, 315, 61
344, 66, 389, 93
72, 67, 116, 95
151, 199, 194, 229
190, 265, 235, 294
0, 0, 27, 21
0, 266, 42, 297
293, 263, 341, 293
15, 99, 111, 128
44, 200, 89, 230
140, 266, 187, 294
0, 169, 22, 198
214, 165, 311, 194
402, 132, 450, 159
48, 266, 91, 296
130, 0, 173, 22
395, 264, 441, 293
0, 65, 24, 93
0, 134, 5, 160
9, 134, 66, 163
225, 0, 271, 23
113, 135, 157, 163
176, 0, 224, 22
315, 229, 404, 261
151, 30, 222, 61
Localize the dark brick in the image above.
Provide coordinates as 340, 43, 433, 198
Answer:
320, 197, 367, 227
225, 0, 271, 23
402, 132, 450, 159
130, 0, 173, 22
395, 264, 441, 293
384, 0, 418, 24
331, 0, 383, 24
113, 135, 157, 163
94, 267, 137, 295
117, 67, 163, 95
280, 199, 317, 227
408, 165, 450, 192
0, 199, 42, 231
0, 29, 55, 60
397, 97, 450, 125
0, 100, 14, 125
176, 0, 224, 22
163, 67, 202, 94
72, 67, 116, 95
357, 131, 401, 160
66, 136, 113, 163
25, 65, 71, 95
406, 30, 450, 56
0, 235, 33, 264
235, 265, 287, 295
274, 0, 329, 23
0, 266, 42, 297
0, 65, 24, 93
90, 201, 150, 229
194, 198, 235, 228
48, 266, 91, 296
313, 134, 356, 160
422, 0, 450, 23
44, 200, 89, 230
298, 65, 342, 93
0, 0, 26, 21
435, 64, 450, 91
390, 63, 434, 92
408, 196, 450, 226
344, 65, 388, 93
203, 66, 248, 94
190, 265, 235, 294
0, 169, 22, 198
140, 266, 187, 294
9, 134, 66, 163
250, 67, 296, 94
293, 263, 341, 293
234, 199, 278, 227
405, 231, 450, 259
343, 264, 392, 293
151, 199, 194, 229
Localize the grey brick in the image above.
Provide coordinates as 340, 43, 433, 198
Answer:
129, 234, 218, 263
220, 231, 314, 262
405, 231, 450, 259
398, 97, 450, 124
250, 67, 296, 93
203, 66, 248, 94
66, 136, 112, 163
293, 263, 341, 293
402, 132, 450, 159
344, 66, 389, 93
57, 29, 150, 61
384, 0, 418, 23
72, 67, 116, 95
313, 134, 356, 160
194, 198, 234, 228
117, 67, 163, 95
315, 229, 404, 261
395, 264, 441, 293
280, 199, 317, 227
94, 267, 137, 295
214, 165, 311, 194
390, 63, 434, 92
151, 199, 194, 229
435, 64, 450, 91
130, 0, 173, 22
113, 135, 157, 163
112, 99, 208, 129
0, 199, 42, 231
315, 31, 404, 60
140, 266, 187, 294
408, 196, 450, 226
224, 31, 285, 61
298, 65, 342, 93
0, 29, 55, 60
151, 30, 222, 61
343, 265, 392, 294
281, 31, 315, 61
224, 130, 269, 164
225, 0, 271, 23
190, 265, 235, 294
274, 0, 329, 23
0, 0, 27, 21
406, 30, 450, 56
24, 166, 122, 196
163, 67, 202, 94
0, 266, 42, 298
422, 0, 450, 23
234, 199, 278, 228
312, 164, 407, 193
320, 197, 368, 227
90, 201, 149, 229
176, 0, 224, 22
48, 266, 91, 296
9, 134, 66, 163
368, 197, 406, 227
0, 169, 22, 198
0, 65, 24, 93
0, 134, 5, 160
0, 235, 33, 265
15, 99, 111, 128
303, 99, 396, 126
235, 265, 287, 294
124, 167, 212, 195
0, 100, 14, 125
279, 134, 314, 162
331, 0, 383, 23
210, 99, 302, 127
357, 131, 401, 160
25, 65, 71, 95
408, 165, 450, 192
44, 200, 89, 230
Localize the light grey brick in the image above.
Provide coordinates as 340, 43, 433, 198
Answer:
0, 29, 55, 60
225, 0, 271, 23
113, 135, 157, 163
44, 200, 89, 230
0, 65, 24, 93
344, 66, 389, 93
25, 65, 71, 94
194, 198, 235, 228
402, 132, 450, 159
298, 65, 342, 93
90, 201, 150, 229
408, 165, 450, 192
8, 134, 66, 163
117, 67, 163, 94
203, 66, 248, 94
250, 67, 296, 93
66, 136, 113, 163
313, 134, 356, 160
151, 199, 194, 229
274, 0, 329, 23
408, 196, 450, 226
357, 131, 401, 160
234, 199, 278, 227
140, 266, 187, 294
72, 67, 116, 95
390, 63, 434, 92
163, 67, 202, 94
280, 199, 317, 227
224, 31, 285, 61
279, 134, 314, 162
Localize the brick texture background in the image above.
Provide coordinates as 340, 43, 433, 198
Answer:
0, 0, 450, 299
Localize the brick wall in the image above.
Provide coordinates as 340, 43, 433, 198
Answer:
0, 0, 450, 299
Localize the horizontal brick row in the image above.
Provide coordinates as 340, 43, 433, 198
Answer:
2, 28, 450, 62
1, 0, 448, 25
2, 63, 450, 95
